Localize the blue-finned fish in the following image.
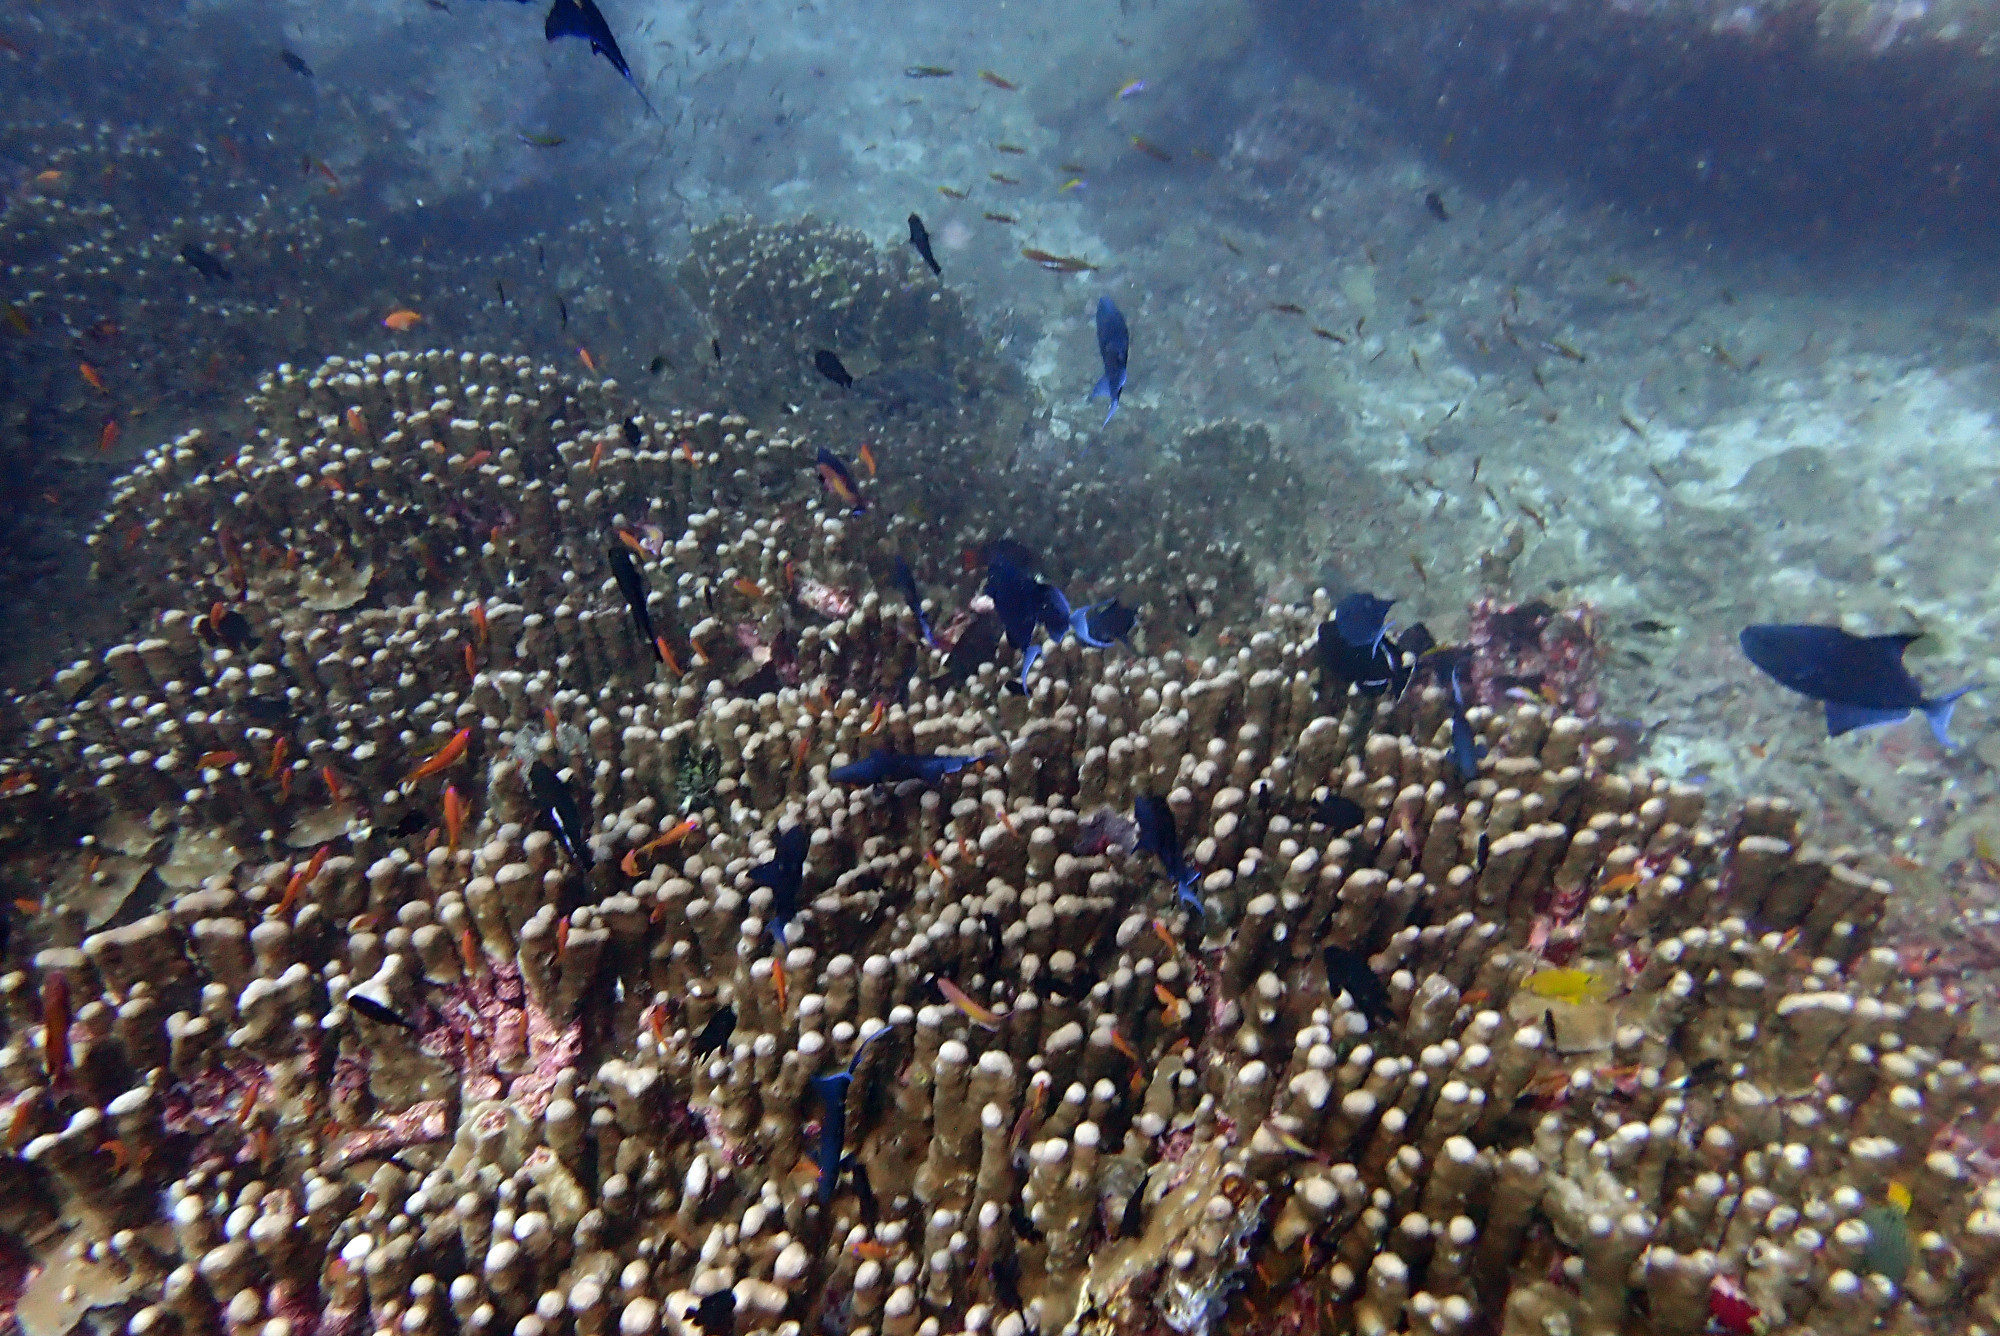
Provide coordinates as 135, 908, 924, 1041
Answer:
1090, 297, 1129, 426
1739, 624, 1975, 746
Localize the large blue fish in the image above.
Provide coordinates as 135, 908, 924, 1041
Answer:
544, 0, 657, 117
1446, 666, 1486, 781
1134, 793, 1201, 915
830, 749, 984, 787
1089, 297, 1129, 427
812, 1024, 890, 1204
987, 553, 1122, 689
1740, 624, 1975, 746
749, 824, 810, 941
1333, 592, 1396, 652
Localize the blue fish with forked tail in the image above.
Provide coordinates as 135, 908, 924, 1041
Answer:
1089, 297, 1128, 427
1739, 623, 1976, 747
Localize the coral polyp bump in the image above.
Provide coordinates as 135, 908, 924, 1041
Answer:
3, 351, 2000, 1336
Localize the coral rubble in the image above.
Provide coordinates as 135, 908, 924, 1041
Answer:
2, 350, 1999, 1336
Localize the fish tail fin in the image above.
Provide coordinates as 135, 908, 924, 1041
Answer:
1090, 374, 1111, 401
1176, 867, 1204, 915
1922, 684, 1978, 748
1102, 399, 1119, 428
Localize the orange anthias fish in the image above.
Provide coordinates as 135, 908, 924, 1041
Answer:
403, 727, 472, 786
936, 977, 1001, 1030
978, 69, 1018, 89
858, 442, 878, 477
98, 420, 119, 453
271, 845, 330, 918
78, 362, 107, 392
620, 815, 700, 877
322, 765, 348, 801
346, 407, 371, 438
382, 309, 422, 331
266, 736, 289, 780
42, 973, 72, 1088
578, 347, 597, 373
198, 749, 239, 769
772, 955, 788, 1013
470, 602, 489, 646
733, 577, 763, 599
444, 784, 465, 855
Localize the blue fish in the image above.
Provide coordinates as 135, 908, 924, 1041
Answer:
1740, 624, 1975, 747
1334, 592, 1396, 652
749, 824, 810, 941
1089, 297, 1129, 427
544, 0, 657, 117
1073, 598, 1136, 649
830, 749, 984, 787
812, 1024, 890, 1204
1134, 793, 1201, 915
986, 556, 1068, 691
1446, 667, 1487, 781
892, 557, 937, 647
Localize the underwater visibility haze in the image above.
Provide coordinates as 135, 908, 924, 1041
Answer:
5, 0, 2000, 1330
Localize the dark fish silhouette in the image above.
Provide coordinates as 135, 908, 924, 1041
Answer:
528, 761, 593, 868
811, 1025, 889, 1204
849, 1157, 879, 1226
749, 824, 810, 939
1446, 666, 1486, 781
648, 355, 668, 375
621, 417, 642, 448
545, 0, 657, 116
280, 49, 314, 77
1312, 792, 1366, 834
180, 244, 231, 282
1090, 297, 1129, 426
1322, 944, 1394, 1030
813, 348, 854, 389
693, 1290, 734, 1336
1424, 190, 1449, 222
348, 993, 417, 1030
1134, 793, 1201, 914
197, 608, 258, 650
241, 695, 290, 725
1075, 598, 1136, 648
908, 213, 941, 276
1334, 592, 1396, 650
1739, 624, 1975, 746
691, 1003, 736, 1058
1118, 1179, 1147, 1238
608, 545, 661, 661
893, 556, 936, 646
830, 749, 984, 787
986, 554, 1083, 691
939, 611, 1002, 686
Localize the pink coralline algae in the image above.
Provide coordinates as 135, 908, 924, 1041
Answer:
417, 960, 579, 1121
1464, 596, 1602, 716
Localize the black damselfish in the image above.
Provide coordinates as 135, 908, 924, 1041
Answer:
180, 244, 232, 282
813, 348, 855, 389
528, 761, 594, 868
1322, 944, 1394, 1030
691, 1003, 736, 1059
908, 213, 942, 276
348, 992, 417, 1030
607, 544, 661, 661
1134, 794, 1201, 914
749, 824, 810, 939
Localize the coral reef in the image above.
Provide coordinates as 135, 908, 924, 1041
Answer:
3, 350, 1999, 1336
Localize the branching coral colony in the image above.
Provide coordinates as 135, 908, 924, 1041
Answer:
0, 346, 1996, 1336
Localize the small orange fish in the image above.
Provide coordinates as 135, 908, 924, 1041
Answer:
34, 169, 62, 188
862, 700, 886, 735
655, 637, 682, 675
97, 419, 119, 453
462, 449, 491, 469
463, 642, 477, 680
619, 815, 700, 877
444, 784, 465, 855
78, 362, 107, 393
459, 927, 482, 976
271, 845, 329, 919
791, 733, 811, 774
644, 1001, 668, 1045
733, 577, 763, 599
1108, 1027, 1139, 1065
858, 442, 878, 477
0, 774, 31, 796
404, 727, 472, 786
42, 973, 72, 1087
322, 765, 347, 802
578, 347, 597, 373
1597, 869, 1642, 895
266, 736, 289, 780
678, 438, 696, 464
850, 1240, 889, 1262
772, 955, 789, 1013
198, 749, 239, 769
615, 528, 647, 555
314, 160, 341, 190
936, 977, 1001, 1030
346, 407, 370, 438
1151, 918, 1178, 953
382, 309, 422, 331
588, 440, 605, 471
13, 897, 39, 915
102, 1137, 133, 1175
978, 69, 1018, 89
279, 769, 294, 802
470, 602, 489, 646
1156, 983, 1185, 1022
555, 916, 570, 955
